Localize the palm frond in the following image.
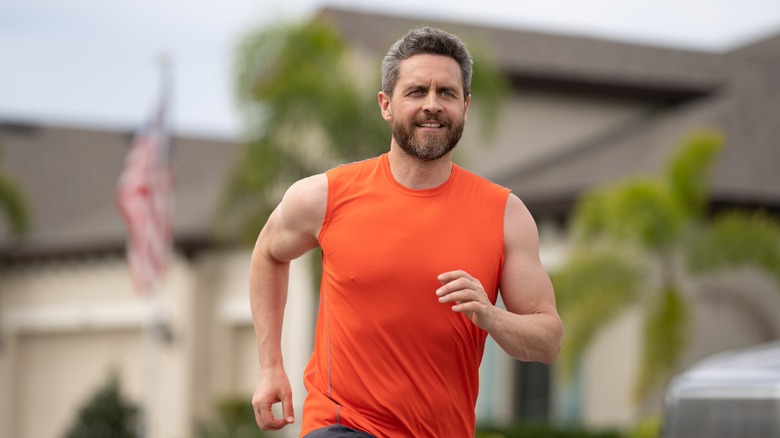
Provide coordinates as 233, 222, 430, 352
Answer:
688, 210, 780, 288
572, 178, 684, 251
0, 170, 30, 236
553, 246, 646, 378
665, 130, 723, 220
633, 284, 689, 402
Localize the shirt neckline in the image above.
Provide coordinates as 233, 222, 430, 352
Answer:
380, 153, 459, 197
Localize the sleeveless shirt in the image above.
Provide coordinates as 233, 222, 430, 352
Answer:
301, 153, 511, 437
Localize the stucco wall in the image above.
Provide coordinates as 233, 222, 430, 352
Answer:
0, 249, 315, 438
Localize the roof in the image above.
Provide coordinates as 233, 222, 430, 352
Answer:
0, 120, 240, 259
317, 7, 725, 99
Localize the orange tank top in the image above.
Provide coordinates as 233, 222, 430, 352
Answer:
301, 154, 511, 437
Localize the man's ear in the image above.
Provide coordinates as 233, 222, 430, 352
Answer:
378, 91, 393, 122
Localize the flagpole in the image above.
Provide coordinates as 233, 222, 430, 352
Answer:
137, 52, 172, 438
138, 285, 157, 438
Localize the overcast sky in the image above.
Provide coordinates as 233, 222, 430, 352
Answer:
2, 0, 780, 138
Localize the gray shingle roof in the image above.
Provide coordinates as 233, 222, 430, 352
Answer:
317, 7, 726, 94
0, 121, 240, 258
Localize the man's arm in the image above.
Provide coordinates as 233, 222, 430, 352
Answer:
250, 174, 327, 430
436, 193, 562, 364
491, 193, 562, 363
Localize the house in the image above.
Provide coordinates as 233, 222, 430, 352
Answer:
2, 6, 779, 438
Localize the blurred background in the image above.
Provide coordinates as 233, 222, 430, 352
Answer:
2, 1, 780, 437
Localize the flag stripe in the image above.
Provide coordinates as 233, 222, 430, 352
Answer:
116, 94, 173, 294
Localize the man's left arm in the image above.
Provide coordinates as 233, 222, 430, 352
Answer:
437, 193, 562, 363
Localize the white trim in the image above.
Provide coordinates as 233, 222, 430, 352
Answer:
218, 299, 252, 325
2, 303, 156, 333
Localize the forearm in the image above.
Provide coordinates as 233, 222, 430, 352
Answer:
487, 307, 562, 364
249, 247, 291, 371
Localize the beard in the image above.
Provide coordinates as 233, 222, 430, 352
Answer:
391, 113, 464, 161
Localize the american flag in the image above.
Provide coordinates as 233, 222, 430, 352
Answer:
116, 91, 173, 294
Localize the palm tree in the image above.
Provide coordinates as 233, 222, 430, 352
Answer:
223, 19, 507, 243
0, 141, 29, 236
553, 130, 780, 405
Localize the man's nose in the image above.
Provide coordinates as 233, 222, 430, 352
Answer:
422, 92, 442, 113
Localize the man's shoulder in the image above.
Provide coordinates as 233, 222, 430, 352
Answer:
325, 155, 384, 191
283, 173, 328, 218
327, 155, 383, 176
455, 164, 511, 196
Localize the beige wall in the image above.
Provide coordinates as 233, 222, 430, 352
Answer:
582, 306, 643, 427
0, 249, 315, 438
0, 254, 196, 438
191, 249, 315, 438
459, 88, 653, 176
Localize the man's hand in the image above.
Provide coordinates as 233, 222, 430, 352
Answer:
252, 368, 295, 431
436, 270, 497, 330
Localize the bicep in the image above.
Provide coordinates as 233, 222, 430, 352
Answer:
499, 194, 557, 316
253, 174, 327, 264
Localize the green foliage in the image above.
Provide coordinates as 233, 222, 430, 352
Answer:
556, 128, 780, 409
553, 247, 646, 377
634, 285, 689, 402
476, 422, 624, 438
225, 19, 508, 243
226, 20, 381, 242
0, 171, 29, 235
573, 130, 724, 251
468, 45, 511, 138
0, 143, 30, 236
196, 395, 268, 438
572, 176, 685, 251
572, 190, 610, 242
688, 210, 780, 286
665, 130, 722, 220
64, 371, 138, 438
626, 415, 661, 438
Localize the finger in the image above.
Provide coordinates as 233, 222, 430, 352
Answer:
438, 290, 472, 304
436, 277, 473, 296
437, 270, 472, 284
253, 402, 263, 429
258, 402, 286, 430
281, 393, 295, 424
451, 300, 482, 313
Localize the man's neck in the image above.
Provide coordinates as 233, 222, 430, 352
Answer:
387, 144, 454, 190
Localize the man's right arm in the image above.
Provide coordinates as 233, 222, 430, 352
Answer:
250, 173, 327, 431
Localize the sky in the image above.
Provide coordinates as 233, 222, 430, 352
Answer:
2, 0, 780, 139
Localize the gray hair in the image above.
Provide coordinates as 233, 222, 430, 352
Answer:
381, 27, 473, 99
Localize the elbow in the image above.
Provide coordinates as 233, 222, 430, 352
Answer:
540, 317, 563, 365
502, 312, 563, 364
540, 344, 560, 365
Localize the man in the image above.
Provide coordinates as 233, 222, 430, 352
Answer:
250, 27, 563, 437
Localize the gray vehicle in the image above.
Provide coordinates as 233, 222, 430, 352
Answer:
663, 341, 780, 438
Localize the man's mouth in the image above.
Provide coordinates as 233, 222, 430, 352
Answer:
417, 123, 444, 128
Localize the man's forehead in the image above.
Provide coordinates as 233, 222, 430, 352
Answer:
397, 54, 463, 85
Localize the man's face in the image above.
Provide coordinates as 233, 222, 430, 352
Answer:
379, 54, 471, 161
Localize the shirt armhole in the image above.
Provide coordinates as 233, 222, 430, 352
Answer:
317, 170, 335, 243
